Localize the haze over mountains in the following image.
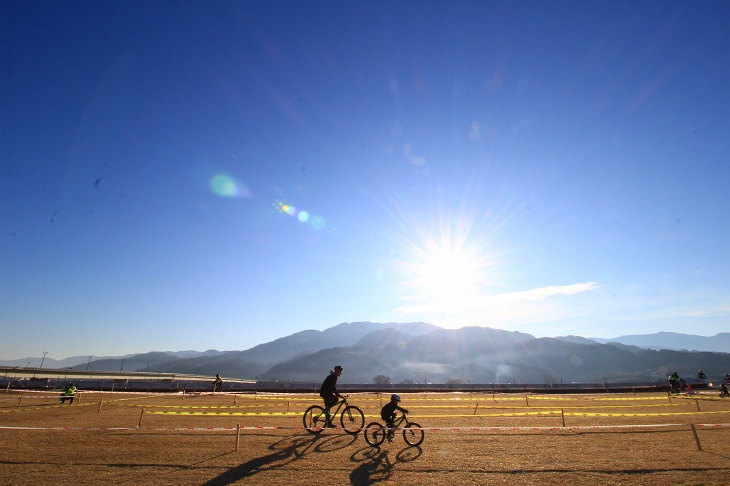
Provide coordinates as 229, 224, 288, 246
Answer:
4, 323, 729, 384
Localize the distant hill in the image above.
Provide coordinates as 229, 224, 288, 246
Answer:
261, 328, 729, 385
4, 323, 728, 384
590, 332, 730, 352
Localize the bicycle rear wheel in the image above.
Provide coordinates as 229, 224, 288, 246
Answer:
340, 405, 364, 434
364, 422, 386, 446
303, 405, 326, 434
403, 422, 424, 446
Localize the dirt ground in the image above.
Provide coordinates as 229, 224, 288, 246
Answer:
1, 390, 729, 485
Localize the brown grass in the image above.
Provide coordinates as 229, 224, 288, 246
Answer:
1, 390, 729, 485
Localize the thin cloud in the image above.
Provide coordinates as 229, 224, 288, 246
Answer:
394, 282, 600, 314
488, 282, 601, 304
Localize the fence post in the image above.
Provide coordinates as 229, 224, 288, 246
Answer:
690, 424, 702, 451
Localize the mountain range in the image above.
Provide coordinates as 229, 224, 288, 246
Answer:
4, 323, 729, 384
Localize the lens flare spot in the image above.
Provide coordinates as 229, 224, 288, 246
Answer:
211, 174, 250, 198
298, 211, 309, 222
310, 216, 326, 230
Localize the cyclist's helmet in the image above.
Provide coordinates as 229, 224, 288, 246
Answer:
391, 394, 401, 402
334, 365, 343, 372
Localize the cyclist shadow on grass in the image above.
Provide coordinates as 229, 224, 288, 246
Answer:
349, 445, 423, 485
201, 433, 357, 486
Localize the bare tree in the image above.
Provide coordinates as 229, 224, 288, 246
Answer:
373, 375, 392, 385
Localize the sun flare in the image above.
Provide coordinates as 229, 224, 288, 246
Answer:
399, 234, 495, 313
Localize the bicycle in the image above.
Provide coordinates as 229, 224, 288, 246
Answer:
302, 397, 364, 435
207, 383, 226, 392
364, 411, 424, 447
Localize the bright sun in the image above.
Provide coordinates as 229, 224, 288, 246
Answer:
399, 235, 493, 313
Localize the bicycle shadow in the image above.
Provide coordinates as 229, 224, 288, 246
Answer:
200, 433, 357, 486
350, 446, 423, 485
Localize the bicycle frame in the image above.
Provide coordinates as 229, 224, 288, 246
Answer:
303, 397, 364, 435
364, 412, 424, 447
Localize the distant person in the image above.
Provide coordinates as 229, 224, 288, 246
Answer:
319, 365, 344, 426
668, 372, 680, 393
720, 383, 729, 397
381, 393, 409, 442
213, 374, 223, 392
697, 370, 707, 383
60, 382, 77, 404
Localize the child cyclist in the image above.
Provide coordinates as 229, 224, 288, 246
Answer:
380, 394, 409, 441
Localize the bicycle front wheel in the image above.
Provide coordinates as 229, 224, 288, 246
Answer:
364, 422, 386, 446
403, 422, 424, 446
303, 405, 326, 434
340, 405, 365, 434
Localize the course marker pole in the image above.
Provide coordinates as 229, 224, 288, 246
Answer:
473, 402, 479, 415
694, 399, 700, 412
182, 390, 185, 400
17, 396, 22, 409
525, 396, 529, 407
98, 399, 103, 413
5, 382, 10, 393
690, 423, 702, 451
235, 423, 241, 451
561, 409, 566, 428
138, 409, 145, 428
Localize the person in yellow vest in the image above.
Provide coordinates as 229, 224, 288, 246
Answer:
60, 382, 77, 404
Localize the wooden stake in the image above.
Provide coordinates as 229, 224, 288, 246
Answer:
525, 396, 529, 407
473, 402, 479, 415
17, 396, 22, 409
695, 399, 700, 411
97, 399, 103, 413
182, 390, 185, 399
690, 424, 702, 451
561, 409, 566, 428
235, 423, 241, 451
137, 409, 145, 428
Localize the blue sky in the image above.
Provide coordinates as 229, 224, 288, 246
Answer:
2, 1, 730, 360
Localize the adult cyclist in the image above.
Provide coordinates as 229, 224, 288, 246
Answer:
319, 365, 343, 427
213, 374, 224, 392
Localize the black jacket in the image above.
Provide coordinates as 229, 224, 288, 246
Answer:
381, 401, 408, 420
319, 372, 339, 398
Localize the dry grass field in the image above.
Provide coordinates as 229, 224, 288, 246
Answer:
1, 389, 729, 485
